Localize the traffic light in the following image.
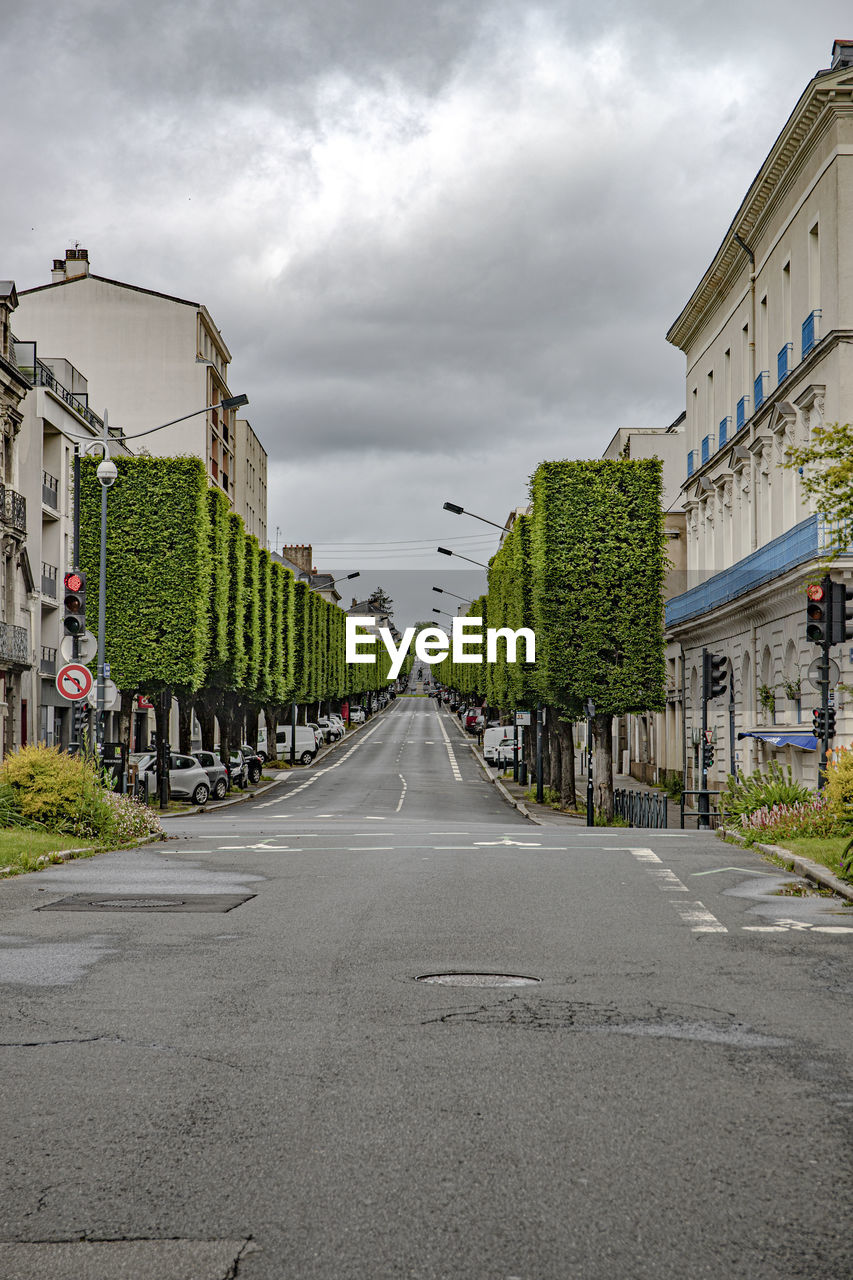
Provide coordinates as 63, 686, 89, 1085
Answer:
703, 650, 727, 702
812, 707, 837, 738
806, 581, 830, 645
63, 570, 86, 636
830, 579, 853, 645
702, 742, 715, 769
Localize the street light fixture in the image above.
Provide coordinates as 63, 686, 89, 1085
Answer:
432, 586, 473, 604
442, 501, 507, 533
437, 546, 488, 569
432, 607, 453, 618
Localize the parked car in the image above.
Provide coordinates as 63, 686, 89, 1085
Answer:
136, 752, 211, 805
483, 727, 514, 765
305, 722, 325, 750
315, 716, 344, 743
238, 745, 263, 785
194, 750, 229, 800
465, 708, 484, 732
349, 707, 366, 723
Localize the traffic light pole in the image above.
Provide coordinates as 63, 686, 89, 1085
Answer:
698, 647, 710, 829
71, 446, 83, 748
819, 624, 831, 790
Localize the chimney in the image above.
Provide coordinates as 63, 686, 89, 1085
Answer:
63, 248, 90, 280
51, 258, 66, 282
281, 544, 313, 576
831, 39, 853, 70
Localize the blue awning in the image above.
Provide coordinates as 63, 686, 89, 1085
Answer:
737, 730, 817, 751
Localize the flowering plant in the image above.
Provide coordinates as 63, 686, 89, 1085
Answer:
739, 795, 838, 845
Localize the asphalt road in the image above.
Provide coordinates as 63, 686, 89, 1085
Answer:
1, 696, 852, 1279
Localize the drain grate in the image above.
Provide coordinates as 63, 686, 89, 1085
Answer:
37, 893, 256, 913
417, 972, 541, 987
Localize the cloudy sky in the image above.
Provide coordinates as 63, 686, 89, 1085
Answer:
5, 1, 851, 623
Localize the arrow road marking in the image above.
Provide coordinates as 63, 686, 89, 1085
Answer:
473, 839, 542, 847
692, 866, 774, 876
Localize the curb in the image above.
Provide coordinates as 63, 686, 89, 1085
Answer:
0, 831, 164, 878
721, 828, 853, 902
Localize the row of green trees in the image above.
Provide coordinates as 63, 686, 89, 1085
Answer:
433, 459, 668, 818
79, 456, 394, 763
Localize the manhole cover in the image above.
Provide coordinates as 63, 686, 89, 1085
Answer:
416, 972, 541, 987
37, 893, 256, 913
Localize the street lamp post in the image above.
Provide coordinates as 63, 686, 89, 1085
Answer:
432, 586, 473, 605
436, 547, 488, 569
442, 502, 507, 535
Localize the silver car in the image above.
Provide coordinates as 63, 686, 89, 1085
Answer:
137, 752, 212, 805
194, 750, 229, 801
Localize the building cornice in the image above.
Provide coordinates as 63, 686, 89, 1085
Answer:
667, 66, 853, 352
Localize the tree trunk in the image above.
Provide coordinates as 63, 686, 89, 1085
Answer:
556, 716, 576, 810
592, 713, 614, 822
117, 690, 134, 759
195, 698, 216, 752
244, 705, 259, 752
262, 703, 280, 761
548, 711, 562, 795
153, 689, 171, 808
177, 692, 193, 754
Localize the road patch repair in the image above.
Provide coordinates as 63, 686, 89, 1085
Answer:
36, 893, 256, 913
0, 1236, 258, 1280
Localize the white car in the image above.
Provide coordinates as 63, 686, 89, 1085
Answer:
349, 707, 366, 723
136, 752, 212, 805
316, 716, 344, 742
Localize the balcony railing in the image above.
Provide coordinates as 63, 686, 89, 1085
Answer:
0, 622, 30, 666
777, 342, 793, 384
754, 370, 769, 410
665, 514, 849, 628
30, 360, 125, 442
41, 562, 58, 598
736, 396, 749, 431
40, 646, 57, 676
802, 309, 821, 358
0, 484, 26, 534
42, 470, 59, 509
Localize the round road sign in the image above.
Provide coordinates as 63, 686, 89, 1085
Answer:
56, 663, 94, 702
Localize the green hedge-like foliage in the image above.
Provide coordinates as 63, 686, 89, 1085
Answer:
530, 459, 666, 716
80, 456, 211, 692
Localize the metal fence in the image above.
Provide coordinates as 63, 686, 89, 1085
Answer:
613, 788, 668, 829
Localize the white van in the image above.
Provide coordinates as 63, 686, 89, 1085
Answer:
258, 724, 319, 765
483, 726, 515, 765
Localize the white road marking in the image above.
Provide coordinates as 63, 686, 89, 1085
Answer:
676, 903, 728, 933
473, 839, 542, 847
629, 848, 662, 863
396, 774, 407, 813
692, 867, 774, 877
650, 869, 689, 892
348, 847, 394, 851
434, 705, 463, 782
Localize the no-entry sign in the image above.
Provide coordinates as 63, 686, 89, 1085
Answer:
56, 663, 94, 701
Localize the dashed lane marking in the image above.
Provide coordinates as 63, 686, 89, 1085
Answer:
630, 848, 728, 933
396, 774, 408, 813
434, 704, 463, 782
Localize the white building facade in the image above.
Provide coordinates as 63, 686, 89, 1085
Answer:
15, 250, 267, 535
665, 40, 853, 792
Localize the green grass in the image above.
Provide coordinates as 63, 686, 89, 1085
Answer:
0, 828, 101, 875
773, 836, 851, 881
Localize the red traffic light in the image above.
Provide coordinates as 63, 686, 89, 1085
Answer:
806, 583, 825, 601
64, 571, 83, 592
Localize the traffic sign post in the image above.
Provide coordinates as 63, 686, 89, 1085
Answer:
56, 663, 94, 702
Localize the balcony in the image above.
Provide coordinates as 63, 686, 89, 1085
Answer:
42, 470, 59, 510
0, 484, 26, 535
40, 646, 57, 676
802, 309, 821, 358
754, 370, 769, 410
777, 342, 793, 384
41, 562, 58, 599
736, 396, 749, 431
665, 514, 848, 628
0, 622, 30, 666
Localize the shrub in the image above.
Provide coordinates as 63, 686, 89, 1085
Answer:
0, 744, 161, 842
823, 746, 853, 827
738, 796, 839, 845
721, 760, 814, 820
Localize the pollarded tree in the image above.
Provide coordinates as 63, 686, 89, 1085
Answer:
529, 458, 666, 820
195, 510, 247, 764
79, 455, 212, 753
